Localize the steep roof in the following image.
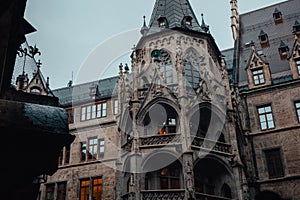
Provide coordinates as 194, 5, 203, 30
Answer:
147, 0, 204, 34
237, 0, 300, 87
52, 76, 118, 106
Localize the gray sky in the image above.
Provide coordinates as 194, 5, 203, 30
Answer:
24, 0, 286, 89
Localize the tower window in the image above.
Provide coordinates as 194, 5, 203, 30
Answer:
158, 17, 168, 28
182, 16, 193, 27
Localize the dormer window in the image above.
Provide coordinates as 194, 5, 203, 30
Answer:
278, 40, 289, 60
273, 8, 283, 24
246, 46, 271, 88
252, 68, 265, 85
158, 17, 168, 28
182, 16, 193, 28
293, 20, 300, 36
258, 30, 269, 47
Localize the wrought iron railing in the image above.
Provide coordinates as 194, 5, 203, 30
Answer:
121, 192, 136, 200
191, 136, 231, 154
140, 134, 181, 147
141, 189, 185, 200
195, 192, 232, 200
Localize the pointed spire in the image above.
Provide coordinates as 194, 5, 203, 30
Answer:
201, 13, 209, 33
140, 15, 149, 36
230, 0, 239, 41
148, 0, 203, 34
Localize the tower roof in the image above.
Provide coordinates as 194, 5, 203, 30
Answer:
147, 0, 204, 34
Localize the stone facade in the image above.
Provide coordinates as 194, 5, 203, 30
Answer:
38, 0, 300, 200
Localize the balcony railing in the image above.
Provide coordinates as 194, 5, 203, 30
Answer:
140, 134, 181, 147
141, 189, 185, 200
195, 192, 231, 200
191, 136, 231, 154
121, 192, 135, 200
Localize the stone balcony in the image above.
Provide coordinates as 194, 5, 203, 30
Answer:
191, 136, 232, 155
140, 133, 181, 148
141, 189, 185, 200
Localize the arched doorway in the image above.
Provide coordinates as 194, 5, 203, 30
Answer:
194, 157, 235, 199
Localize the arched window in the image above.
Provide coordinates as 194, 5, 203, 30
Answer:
185, 60, 200, 89
158, 17, 168, 28
184, 48, 201, 90
158, 50, 175, 85
221, 183, 232, 198
30, 87, 41, 94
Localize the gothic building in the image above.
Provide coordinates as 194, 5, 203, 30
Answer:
38, 0, 300, 200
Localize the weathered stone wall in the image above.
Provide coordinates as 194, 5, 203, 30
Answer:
243, 81, 300, 199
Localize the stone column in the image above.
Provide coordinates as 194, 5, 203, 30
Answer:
182, 151, 195, 200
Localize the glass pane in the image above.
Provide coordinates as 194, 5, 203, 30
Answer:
81, 107, 86, 121
97, 104, 102, 118
268, 121, 275, 128
265, 106, 271, 112
92, 105, 96, 119
86, 106, 91, 120
266, 113, 273, 121
261, 122, 267, 130
260, 115, 266, 122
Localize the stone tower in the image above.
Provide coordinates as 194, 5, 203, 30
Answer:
117, 0, 248, 199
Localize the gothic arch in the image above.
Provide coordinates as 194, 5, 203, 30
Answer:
188, 103, 227, 141
193, 155, 237, 198
137, 97, 180, 124
138, 100, 180, 136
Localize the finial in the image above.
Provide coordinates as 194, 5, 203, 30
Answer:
46, 77, 50, 88
143, 15, 146, 26
140, 15, 149, 36
201, 13, 209, 33
124, 63, 129, 72
37, 59, 42, 69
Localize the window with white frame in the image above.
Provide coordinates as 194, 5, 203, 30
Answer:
258, 105, 275, 130
81, 102, 107, 121
88, 137, 98, 160
252, 69, 265, 85
113, 100, 119, 115
99, 138, 105, 158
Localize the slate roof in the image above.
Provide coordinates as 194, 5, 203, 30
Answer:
237, 0, 300, 86
222, 48, 234, 70
52, 76, 118, 106
147, 0, 204, 35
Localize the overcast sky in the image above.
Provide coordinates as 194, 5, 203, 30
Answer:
24, 0, 286, 89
